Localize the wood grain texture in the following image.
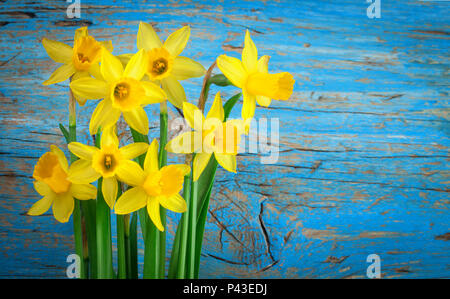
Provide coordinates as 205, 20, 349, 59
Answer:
0, 0, 448, 278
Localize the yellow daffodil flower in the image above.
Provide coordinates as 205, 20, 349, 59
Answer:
165, 92, 245, 181
67, 126, 148, 209
216, 30, 295, 124
42, 27, 113, 105
69, 48, 167, 135
28, 145, 97, 223
115, 139, 190, 231
136, 22, 206, 108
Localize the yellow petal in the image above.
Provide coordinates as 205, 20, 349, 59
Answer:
72, 70, 89, 80
216, 55, 246, 88
100, 40, 114, 53
161, 76, 186, 109
206, 92, 224, 122
144, 139, 159, 173
71, 71, 89, 105
213, 120, 243, 154
165, 131, 197, 154
171, 56, 206, 80
123, 106, 149, 135
242, 90, 256, 121
101, 48, 124, 83
175, 164, 191, 176
52, 192, 74, 223
159, 193, 186, 213
214, 152, 236, 173
34, 181, 52, 196
50, 145, 69, 172
163, 26, 190, 57
182, 101, 204, 130
68, 142, 98, 161
88, 62, 104, 81
102, 176, 118, 209
43, 63, 76, 85
193, 152, 212, 181
257, 55, 270, 73
256, 95, 271, 107
141, 81, 167, 105
70, 183, 97, 200
28, 194, 54, 216
242, 30, 258, 73
115, 186, 148, 214
74, 27, 88, 41
68, 159, 101, 184
115, 160, 145, 186
42, 38, 73, 64
120, 142, 149, 160
123, 49, 147, 80
100, 125, 119, 148
137, 22, 162, 51
89, 99, 121, 135
69, 76, 108, 100
147, 197, 164, 231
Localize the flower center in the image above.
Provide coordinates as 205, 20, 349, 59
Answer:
146, 47, 173, 80
77, 53, 90, 63
111, 79, 144, 111
114, 82, 130, 101
92, 146, 121, 177
72, 36, 102, 71
104, 154, 113, 170
33, 152, 71, 194
152, 58, 168, 75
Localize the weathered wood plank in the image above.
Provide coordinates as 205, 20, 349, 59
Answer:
0, 0, 448, 278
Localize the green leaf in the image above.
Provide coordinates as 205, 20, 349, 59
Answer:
168, 174, 191, 278
59, 123, 70, 143
95, 177, 114, 278
209, 74, 233, 87
128, 212, 138, 279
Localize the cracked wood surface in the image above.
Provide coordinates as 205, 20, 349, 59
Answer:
0, 0, 449, 278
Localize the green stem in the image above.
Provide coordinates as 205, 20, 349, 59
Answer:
116, 183, 126, 279
96, 178, 113, 278
177, 174, 191, 278
72, 200, 85, 278
125, 212, 138, 279
158, 104, 168, 278
80, 200, 97, 278
143, 222, 159, 278
188, 178, 198, 278
68, 90, 86, 279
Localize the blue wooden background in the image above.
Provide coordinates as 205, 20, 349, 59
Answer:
0, 0, 449, 278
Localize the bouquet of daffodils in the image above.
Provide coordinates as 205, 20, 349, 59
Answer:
28, 23, 294, 279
